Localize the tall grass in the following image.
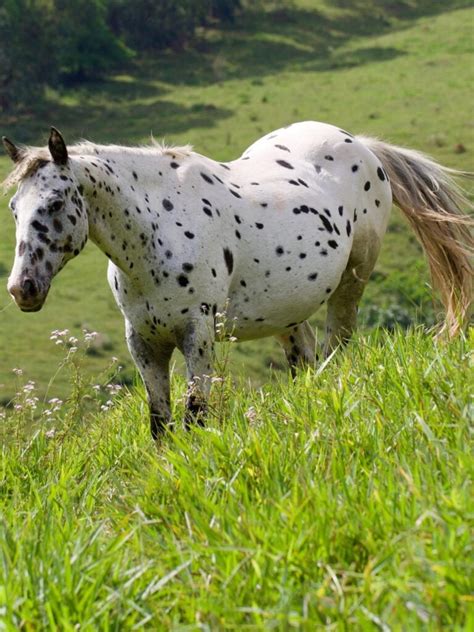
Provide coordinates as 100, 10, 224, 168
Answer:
1, 328, 472, 629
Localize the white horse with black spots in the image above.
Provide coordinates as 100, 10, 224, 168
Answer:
2, 123, 472, 438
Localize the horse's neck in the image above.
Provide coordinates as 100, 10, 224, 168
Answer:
70, 152, 165, 273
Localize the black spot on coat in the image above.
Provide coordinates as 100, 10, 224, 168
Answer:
223, 248, 234, 275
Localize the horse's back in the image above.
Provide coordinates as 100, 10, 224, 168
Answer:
212, 121, 392, 337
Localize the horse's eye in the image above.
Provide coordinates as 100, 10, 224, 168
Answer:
50, 200, 64, 213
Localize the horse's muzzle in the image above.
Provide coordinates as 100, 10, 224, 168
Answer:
8, 277, 48, 312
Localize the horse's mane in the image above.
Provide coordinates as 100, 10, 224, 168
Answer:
2, 139, 194, 191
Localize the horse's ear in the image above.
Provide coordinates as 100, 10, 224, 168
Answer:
2, 136, 23, 163
48, 127, 68, 165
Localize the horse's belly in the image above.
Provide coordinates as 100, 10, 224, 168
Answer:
226, 245, 351, 340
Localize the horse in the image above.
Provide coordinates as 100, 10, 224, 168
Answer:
2, 123, 472, 438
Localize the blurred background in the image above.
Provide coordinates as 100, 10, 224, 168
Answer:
0, 0, 472, 403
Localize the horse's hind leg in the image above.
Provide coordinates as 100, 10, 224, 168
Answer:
126, 321, 175, 439
277, 320, 318, 377
178, 317, 215, 428
324, 238, 380, 356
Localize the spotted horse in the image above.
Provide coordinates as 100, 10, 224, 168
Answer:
2, 123, 473, 438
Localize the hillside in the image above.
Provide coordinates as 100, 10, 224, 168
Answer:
1, 329, 472, 628
1, 3, 473, 627
0, 0, 473, 402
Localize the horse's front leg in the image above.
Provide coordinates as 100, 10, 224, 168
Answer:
125, 321, 175, 439
178, 317, 215, 428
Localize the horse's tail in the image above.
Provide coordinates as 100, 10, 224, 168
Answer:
358, 136, 474, 336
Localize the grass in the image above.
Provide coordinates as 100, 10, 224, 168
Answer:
1, 328, 472, 628
0, 1, 473, 400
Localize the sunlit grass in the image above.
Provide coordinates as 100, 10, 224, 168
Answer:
1, 328, 472, 628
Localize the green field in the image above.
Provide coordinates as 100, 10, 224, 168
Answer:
1, 329, 473, 628
1, 0, 473, 401
0, 3, 473, 628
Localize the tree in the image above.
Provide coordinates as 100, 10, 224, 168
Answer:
53, 0, 129, 81
0, 0, 54, 111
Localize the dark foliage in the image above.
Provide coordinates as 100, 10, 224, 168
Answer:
0, 0, 242, 111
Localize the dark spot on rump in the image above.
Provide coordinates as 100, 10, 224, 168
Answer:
308, 272, 318, 281
182, 263, 194, 272
276, 246, 284, 256
364, 181, 371, 191
184, 231, 195, 239
346, 220, 351, 236
324, 155, 334, 161
377, 167, 385, 181
328, 240, 338, 249
132, 171, 138, 180
230, 189, 241, 198
177, 274, 189, 287
203, 207, 213, 217
201, 172, 214, 184
319, 215, 333, 233
255, 223, 264, 229
162, 199, 174, 211
352, 165, 359, 172
375, 199, 381, 207
276, 160, 294, 169
275, 144, 290, 152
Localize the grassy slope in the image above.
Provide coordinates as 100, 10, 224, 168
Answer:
0, 2, 473, 401
1, 330, 473, 628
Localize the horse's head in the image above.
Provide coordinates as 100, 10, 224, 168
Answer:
3, 128, 88, 312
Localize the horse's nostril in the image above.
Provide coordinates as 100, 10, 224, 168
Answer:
21, 278, 37, 298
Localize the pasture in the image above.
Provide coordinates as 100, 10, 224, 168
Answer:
0, 1, 473, 628
1, 330, 472, 628
0, 0, 472, 400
